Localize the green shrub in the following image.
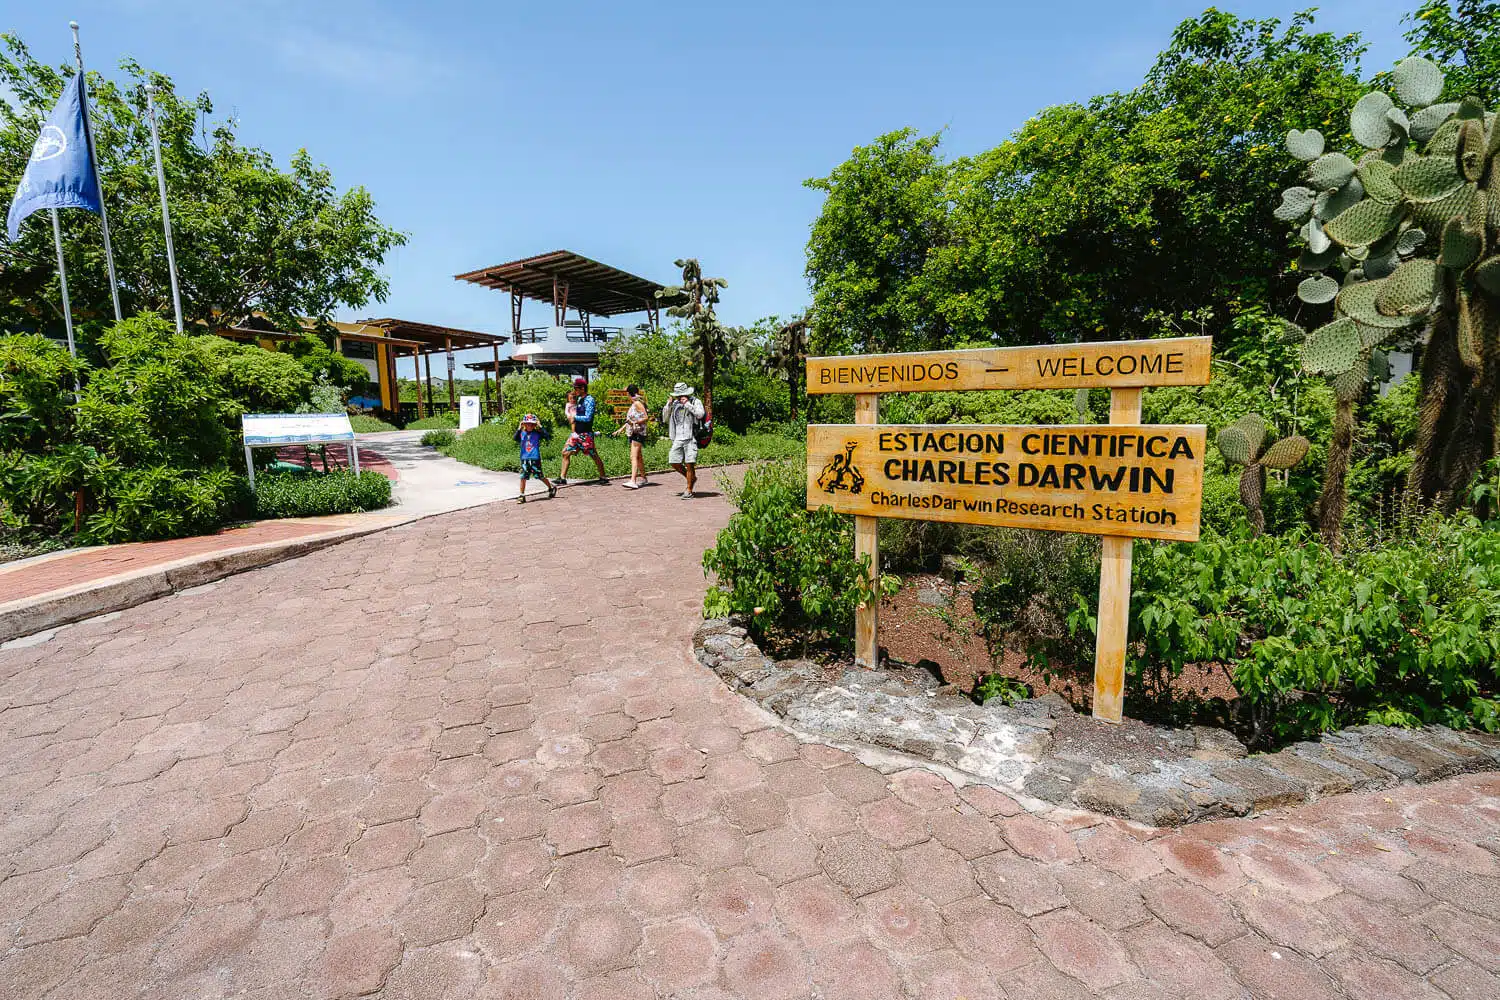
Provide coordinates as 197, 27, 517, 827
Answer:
439, 422, 802, 478
497, 370, 572, 433
254, 469, 392, 518
702, 460, 897, 653
420, 429, 456, 447
349, 414, 398, 433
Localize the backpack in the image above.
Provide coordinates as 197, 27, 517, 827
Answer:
694, 412, 713, 448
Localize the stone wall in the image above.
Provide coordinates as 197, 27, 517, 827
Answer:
694, 617, 1500, 826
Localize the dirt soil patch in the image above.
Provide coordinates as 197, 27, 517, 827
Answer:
878, 573, 1239, 712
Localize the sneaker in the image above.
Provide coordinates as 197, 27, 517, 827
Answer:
547, 483, 557, 500
622, 481, 639, 490
554, 477, 569, 486
681, 491, 695, 500
517, 493, 526, 504
594, 477, 610, 485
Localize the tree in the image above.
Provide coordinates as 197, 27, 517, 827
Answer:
764, 309, 810, 422
657, 258, 729, 415
1277, 55, 1500, 542
802, 11, 1367, 353
0, 35, 406, 337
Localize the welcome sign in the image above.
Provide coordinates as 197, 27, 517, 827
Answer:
807, 424, 1205, 542
806, 337, 1211, 395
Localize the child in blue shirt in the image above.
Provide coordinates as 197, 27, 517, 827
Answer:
513, 413, 557, 503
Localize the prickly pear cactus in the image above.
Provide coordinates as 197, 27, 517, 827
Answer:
1279, 56, 1500, 531
1216, 414, 1309, 537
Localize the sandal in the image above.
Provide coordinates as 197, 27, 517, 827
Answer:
548, 483, 557, 499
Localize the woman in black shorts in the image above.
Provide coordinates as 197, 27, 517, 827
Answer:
614, 384, 651, 489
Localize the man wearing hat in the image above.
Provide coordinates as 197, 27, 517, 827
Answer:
557, 374, 608, 485
662, 382, 706, 498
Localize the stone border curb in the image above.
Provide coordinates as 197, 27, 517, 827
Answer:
0, 520, 403, 645
693, 617, 1500, 826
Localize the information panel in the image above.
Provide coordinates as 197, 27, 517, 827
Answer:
242, 412, 355, 446
807, 423, 1206, 542
806, 337, 1211, 395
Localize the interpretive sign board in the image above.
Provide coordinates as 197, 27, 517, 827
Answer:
241, 413, 359, 490
805, 335, 1211, 723
459, 395, 481, 431
806, 337, 1211, 395
807, 424, 1205, 543
606, 388, 633, 419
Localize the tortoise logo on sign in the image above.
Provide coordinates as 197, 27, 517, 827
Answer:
817, 441, 866, 495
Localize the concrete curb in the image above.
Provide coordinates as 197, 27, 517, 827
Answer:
0, 520, 403, 645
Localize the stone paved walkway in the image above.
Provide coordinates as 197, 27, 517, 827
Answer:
1, 480, 1497, 999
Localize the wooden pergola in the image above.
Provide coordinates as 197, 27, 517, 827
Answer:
454, 250, 668, 338
355, 318, 511, 418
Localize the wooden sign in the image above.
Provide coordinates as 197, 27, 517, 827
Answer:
807, 423, 1205, 543
807, 337, 1212, 725
806, 337, 1211, 395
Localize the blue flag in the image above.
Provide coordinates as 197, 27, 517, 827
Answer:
6, 74, 101, 241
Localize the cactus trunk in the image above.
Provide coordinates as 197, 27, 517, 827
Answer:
1238, 463, 1266, 537
1320, 399, 1355, 551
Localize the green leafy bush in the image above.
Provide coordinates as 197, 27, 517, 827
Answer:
420, 429, 456, 447
254, 469, 392, 518
349, 414, 398, 432
497, 370, 572, 433
405, 413, 459, 430
702, 460, 897, 653
439, 422, 801, 478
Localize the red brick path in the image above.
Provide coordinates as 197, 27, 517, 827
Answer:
0, 482, 1496, 998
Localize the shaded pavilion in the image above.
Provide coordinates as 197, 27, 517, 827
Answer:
355, 318, 511, 419
455, 250, 668, 368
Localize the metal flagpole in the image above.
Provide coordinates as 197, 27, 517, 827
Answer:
146, 86, 183, 334
49, 209, 81, 402
70, 20, 122, 322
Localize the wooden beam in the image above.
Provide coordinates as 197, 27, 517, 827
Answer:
1093, 386, 1142, 724
446, 337, 457, 412
423, 351, 433, 419
855, 393, 879, 669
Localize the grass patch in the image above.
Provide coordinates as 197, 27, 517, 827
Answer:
349, 414, 398, 433
405, 413, 459, 430
440, 425, 804, 478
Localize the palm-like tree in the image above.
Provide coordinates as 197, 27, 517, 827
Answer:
657, 258, 729, 415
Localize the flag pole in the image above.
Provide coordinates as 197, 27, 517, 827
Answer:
69, 20, 122, 323
49, 209, 81, 402
146, 86, 183, 334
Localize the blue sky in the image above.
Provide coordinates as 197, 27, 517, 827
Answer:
9, 1, 1417, 368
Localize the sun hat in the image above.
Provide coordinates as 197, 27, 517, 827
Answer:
520, 413, 539, 425
671, 382, 694, 396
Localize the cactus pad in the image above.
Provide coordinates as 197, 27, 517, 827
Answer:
1410, 102, 1459, 143
1458, 119, 1486, 182
1324, 197, 1404, 248
1396, 227, 1428, 255
1358, 160, 1402, 203
1364, 250, 1399, 279
1302, 317, 1364, 374
1299, 246, 1342, 272
1331, 363, 1370, 402
1393, 153, 1462, 200
1352, 91, 1396, 149
1276, 319, 1306, 344
1368, 350, 1393, 384
1285, 129, 1325, 162
1302, 219, 1332, 254
1385, 106, 1410, 141
1275, 186, 1317, 222
1393, 57, 1445, 107
1439, 215, 1484, 270
1298, 274, 1339, 304
1336, 279, 1421, 329
1375, 258, 1440, 316
1317, 178, 1366, 221
1355, 321, 1394, 349
1410, 182, 1480, 232
1308, 152, 1357, 191
1429, 118, 1464, 156
1260, 435, 1310, 471
1216, 424, 1256, 466
1477, 255, 1500, 295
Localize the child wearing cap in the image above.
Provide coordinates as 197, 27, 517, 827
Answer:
513, 414, 557, 503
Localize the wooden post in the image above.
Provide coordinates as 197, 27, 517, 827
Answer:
1092, 386, 1142, 724
492, 343, 502, 414
854, 393, 879, 668
445, 336, 457, 412
415, 350, 426, 419
424, 352, 434, 416
482, 369, 492, 416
